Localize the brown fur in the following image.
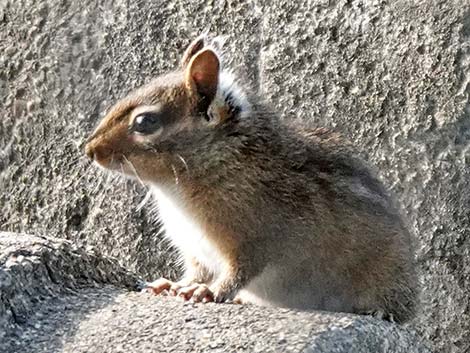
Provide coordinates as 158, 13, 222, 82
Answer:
85, 36, 418, 322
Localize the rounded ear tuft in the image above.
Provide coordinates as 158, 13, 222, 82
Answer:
185, 49, 220, 103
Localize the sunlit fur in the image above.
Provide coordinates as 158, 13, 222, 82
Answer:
152, 185, 226, 281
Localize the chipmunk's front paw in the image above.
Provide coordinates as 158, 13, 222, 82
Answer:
176, 284, 236, 304
177, 283, 214, 303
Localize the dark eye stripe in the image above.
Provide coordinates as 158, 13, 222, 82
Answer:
130, 112, 163, 134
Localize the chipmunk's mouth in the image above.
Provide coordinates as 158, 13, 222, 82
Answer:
85, 146, 120, 172
85, 140, 127, 172
86, 148, 145, 183
92, 155, 123, 172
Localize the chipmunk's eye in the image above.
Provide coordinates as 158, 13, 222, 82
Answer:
131, 112, 162, 135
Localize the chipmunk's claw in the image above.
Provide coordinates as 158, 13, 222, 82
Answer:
177, 283, 214, 303
141, 278, 215, 303
231, 295, 244, 305
141, 278, 174, 295
211, 286, 238, 303
193, 284, 214, 303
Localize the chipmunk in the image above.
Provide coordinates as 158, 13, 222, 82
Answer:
85, 34, 417, 322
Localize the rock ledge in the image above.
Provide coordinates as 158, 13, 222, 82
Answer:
0, 233, 430, 353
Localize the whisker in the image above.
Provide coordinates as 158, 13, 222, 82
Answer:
104, 168, 114, 187
170, 163, 179, 185
119, 162, 127, 193
176, 154, 190, 176
67, 150, 92, 168
101, 168, 118, 193
77, 158, 92, 169
73, 166, 91, 189
136, 189, 152, 212
123, 155, 146, 189
92, 170, 105, 195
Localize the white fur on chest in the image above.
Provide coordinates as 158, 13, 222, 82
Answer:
151, 186, 225, 277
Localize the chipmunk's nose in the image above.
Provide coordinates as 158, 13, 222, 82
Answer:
85, 141, 113, 165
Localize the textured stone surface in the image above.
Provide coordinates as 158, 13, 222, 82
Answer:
0, 232, 139, 341
1, 0, 469, 352
0, 234, 430, 353
16, 294, 430, 353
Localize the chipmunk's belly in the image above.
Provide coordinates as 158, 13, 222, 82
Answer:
151, 187, 225, 276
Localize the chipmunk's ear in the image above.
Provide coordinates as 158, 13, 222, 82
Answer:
181, 35, 206, 68
185, 49, 219, 103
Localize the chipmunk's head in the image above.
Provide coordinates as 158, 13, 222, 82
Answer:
85, 35, 251, 184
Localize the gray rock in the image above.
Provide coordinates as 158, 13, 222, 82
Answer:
0, 233, 430, 353
0, 232, 139, 341
0, 0, 469, 352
